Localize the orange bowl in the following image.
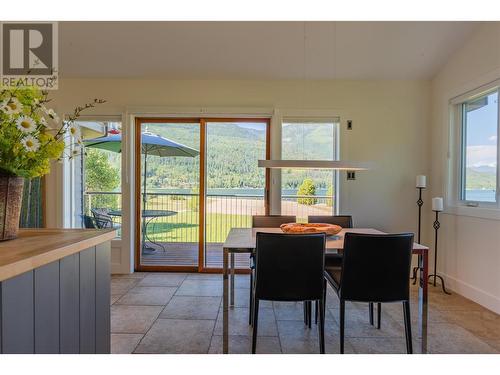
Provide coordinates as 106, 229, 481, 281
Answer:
280, 223, 342, 236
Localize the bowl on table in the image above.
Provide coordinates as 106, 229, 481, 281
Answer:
279, 222, 343, 236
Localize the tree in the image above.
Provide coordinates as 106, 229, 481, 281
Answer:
297, 178, 317, 205
84, 149, 120, 211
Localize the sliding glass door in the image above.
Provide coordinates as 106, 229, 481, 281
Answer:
203, 120, 269, 270
135, 118, 269, 272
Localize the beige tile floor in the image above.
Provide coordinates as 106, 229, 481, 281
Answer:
110, 272, 500, 354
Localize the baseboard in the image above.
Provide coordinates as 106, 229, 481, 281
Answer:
443, 273, 500, 314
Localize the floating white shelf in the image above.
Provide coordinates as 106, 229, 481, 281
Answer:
258, 160, 373, 170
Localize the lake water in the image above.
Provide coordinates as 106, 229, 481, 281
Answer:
149, 188, 329, 196
465, 189, 496, 202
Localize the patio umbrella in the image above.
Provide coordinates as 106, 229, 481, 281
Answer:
84, 131, 199, 210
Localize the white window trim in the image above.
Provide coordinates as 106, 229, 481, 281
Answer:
448, 80, 500, 219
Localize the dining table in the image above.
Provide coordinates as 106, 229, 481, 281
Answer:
221, 227, 429, 354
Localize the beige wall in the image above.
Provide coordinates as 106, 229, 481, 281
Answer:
47, 79, 431, 272
431, 23, 500, 313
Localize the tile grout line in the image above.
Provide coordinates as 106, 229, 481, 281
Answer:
272, 301, 284, 354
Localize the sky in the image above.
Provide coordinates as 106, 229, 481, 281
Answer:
466, 91, 498, 169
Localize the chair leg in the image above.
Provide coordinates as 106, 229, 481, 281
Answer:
403, 301, 413, 354
248, 271, 253, 325
307, 301, 312, 328
369, 303, 374, 325
377, 303, 381, 329
318, 299, 325, 354
252, 298, 260, 354
323, 279, 327, 318
339, 300, 345, 354
303, 301, 307, 324
315, 300, 318, 324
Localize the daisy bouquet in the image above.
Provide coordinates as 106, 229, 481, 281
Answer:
0, 86, 105, 178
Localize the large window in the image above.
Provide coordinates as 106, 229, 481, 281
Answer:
459, 89, 499, 205
69, 120, 122, 234
281, 119, 339, 221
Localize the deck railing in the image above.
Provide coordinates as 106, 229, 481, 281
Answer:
83, 191, 334, 242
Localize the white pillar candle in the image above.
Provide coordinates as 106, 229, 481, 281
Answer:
432, 197, 443, 211
416, 175, 427, 188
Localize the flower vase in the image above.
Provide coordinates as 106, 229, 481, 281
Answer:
0, 175, 24, 241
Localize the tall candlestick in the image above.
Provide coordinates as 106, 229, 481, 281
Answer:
411, 184, 426, 285
429, 210, 451, 294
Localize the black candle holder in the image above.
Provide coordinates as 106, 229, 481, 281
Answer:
428, 210, 451, 295
411, 187, 424, 284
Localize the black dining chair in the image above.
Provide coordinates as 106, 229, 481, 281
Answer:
249, 215, 296, 324
308, 215, 353, 324
324, 232, 414, 354
252, 232, 326, 354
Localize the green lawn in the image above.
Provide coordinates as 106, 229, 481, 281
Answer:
145, 212, 252, 243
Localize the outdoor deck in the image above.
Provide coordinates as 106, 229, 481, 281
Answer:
141, 242, 251, 268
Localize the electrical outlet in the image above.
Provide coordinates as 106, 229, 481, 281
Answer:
347, 171, 356, 180
347, 120, 353, 130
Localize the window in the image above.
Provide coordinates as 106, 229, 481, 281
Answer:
281, 119, 339, 221
68, 120, 122, 234
459, 89, 499, 205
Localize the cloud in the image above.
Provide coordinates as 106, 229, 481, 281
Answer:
466, 145, 497, 167
489, 135, 498, 142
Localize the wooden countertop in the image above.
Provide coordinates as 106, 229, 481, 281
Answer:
0, 228, 116, 282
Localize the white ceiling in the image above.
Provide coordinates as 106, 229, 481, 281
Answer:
59, 21, 481, 80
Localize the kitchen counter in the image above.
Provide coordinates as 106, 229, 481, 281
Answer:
0, 228, 115, 354
0, 228, 116, 282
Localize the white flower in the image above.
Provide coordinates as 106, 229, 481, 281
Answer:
16, 116, 37, 133
39, 117, 47, 126
3, 97, 23, 115
21, 135, 40, 152
67, 123, 81, 138
43, 106, 59, 121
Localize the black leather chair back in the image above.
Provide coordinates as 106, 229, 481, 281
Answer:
340, 233, 414, 302
82, 215, 97, 229
252, 215, 296, 228
308, 215, 353, 228
254, 232, 325, 301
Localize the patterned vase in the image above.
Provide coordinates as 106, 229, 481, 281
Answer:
0, 175, 25, 241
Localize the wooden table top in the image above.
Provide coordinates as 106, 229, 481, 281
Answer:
0, 228, 116, 282
223, 227, 428, 253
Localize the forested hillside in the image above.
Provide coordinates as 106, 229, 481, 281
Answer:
140, 122, 335, 190
86, 122, 337, 192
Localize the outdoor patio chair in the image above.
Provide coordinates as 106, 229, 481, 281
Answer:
91, 208, 117, 229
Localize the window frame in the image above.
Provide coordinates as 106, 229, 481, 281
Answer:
64, 116, 123, 229
454, 85, 500, 209
280, 117, 341, 215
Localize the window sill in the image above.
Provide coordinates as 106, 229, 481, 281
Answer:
445, 205, 500, 221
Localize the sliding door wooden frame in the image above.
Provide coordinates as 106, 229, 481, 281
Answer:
134, 117, 271, 273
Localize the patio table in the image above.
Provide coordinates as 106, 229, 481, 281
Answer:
108, 209, 177, 253
222, 227, 429, 354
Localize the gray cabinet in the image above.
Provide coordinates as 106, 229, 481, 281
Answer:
0, 243, 111, 354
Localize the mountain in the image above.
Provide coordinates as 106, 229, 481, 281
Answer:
470, 165, 496, 174
466, 167, 496, 190
142, 122, 336, 190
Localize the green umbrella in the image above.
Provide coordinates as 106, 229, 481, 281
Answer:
84, 131, 199, 248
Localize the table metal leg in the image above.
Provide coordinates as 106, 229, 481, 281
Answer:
230, 253, 235, 306
143, 217, 166, 252
418, 251, 429, 354
223, 248, 229, 354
